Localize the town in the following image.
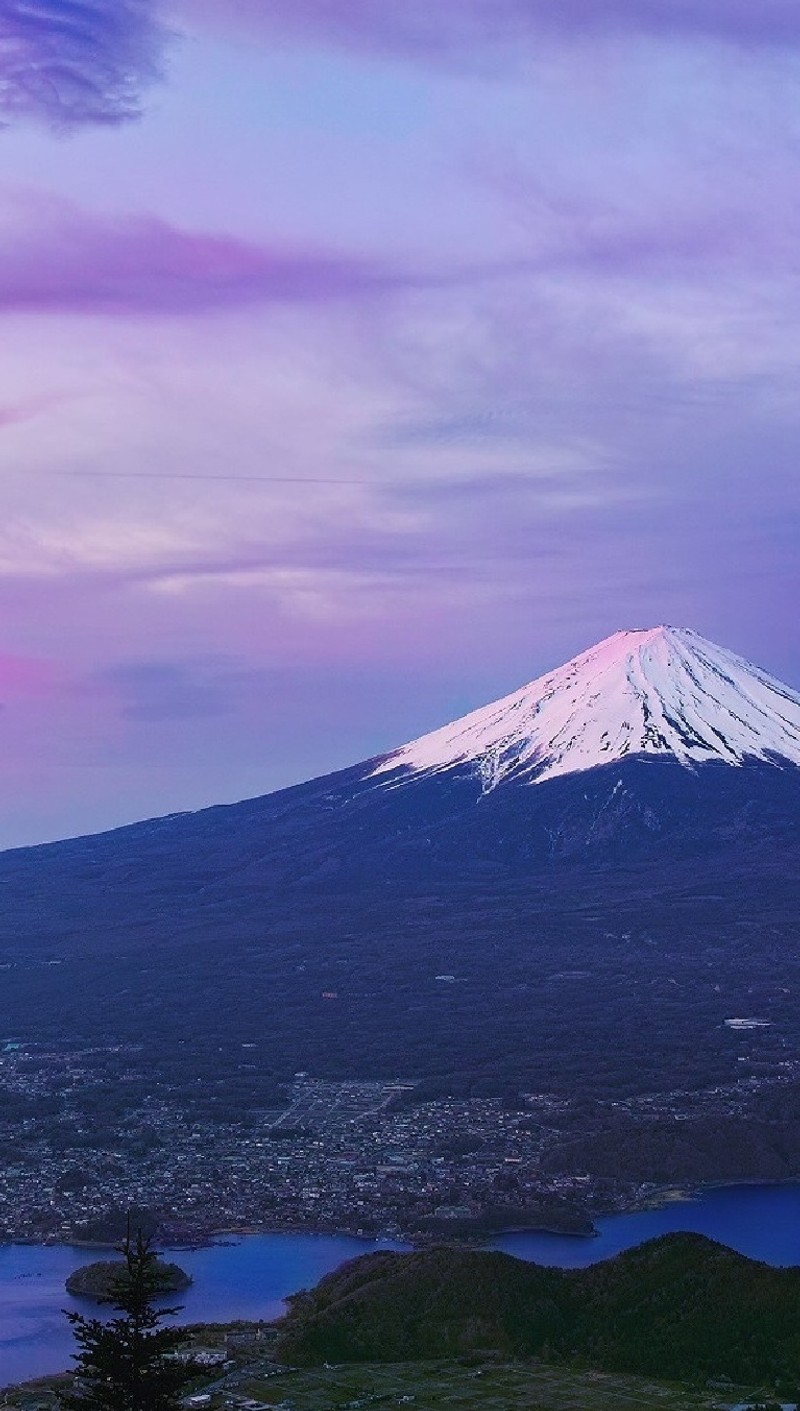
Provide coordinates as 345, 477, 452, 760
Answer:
2, 1040, 799, 1246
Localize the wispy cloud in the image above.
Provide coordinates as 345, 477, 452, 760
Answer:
0, 193, 411, 315
186, 0, 800, 60
0, 0, 169, 129
7, 183, 732, 325
4, 0, 795, 134
0, 395, 56, 428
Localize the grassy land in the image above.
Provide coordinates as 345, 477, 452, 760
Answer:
0, 1340, 755, 1411
242, 1358, 727, 1411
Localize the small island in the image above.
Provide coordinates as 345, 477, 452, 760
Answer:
66, 1259, 192, 1301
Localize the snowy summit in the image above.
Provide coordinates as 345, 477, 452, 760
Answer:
373, 626, 800, 791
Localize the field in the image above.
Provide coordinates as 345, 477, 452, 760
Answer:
242, 1359, 727, 1411
0, 1352, 757, 1411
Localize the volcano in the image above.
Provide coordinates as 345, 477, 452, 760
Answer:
1, 626, 799, 1098
373, 625, 800, 787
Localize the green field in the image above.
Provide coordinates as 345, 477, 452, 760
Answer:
243, 1359, 727, 1411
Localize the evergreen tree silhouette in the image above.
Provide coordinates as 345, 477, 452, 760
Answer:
63, 1223, 194, 1410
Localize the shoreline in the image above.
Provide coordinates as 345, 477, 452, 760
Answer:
2, 1218, 599, 1253
4, 1182, 800, 1396
3, 1175, 796, 1254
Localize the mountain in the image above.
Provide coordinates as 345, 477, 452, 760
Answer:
0, 626, 799, 1101
275, 1233, 800, 1384
373, 625, 800, 786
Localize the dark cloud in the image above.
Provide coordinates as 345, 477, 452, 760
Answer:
97, 659, 243, 721
0, 0, 168, 129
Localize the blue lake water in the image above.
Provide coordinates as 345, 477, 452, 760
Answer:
492, 1182, 800, 1267
3, 1183, 800, 1389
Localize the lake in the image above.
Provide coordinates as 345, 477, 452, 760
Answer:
3, 1182, 800, 1389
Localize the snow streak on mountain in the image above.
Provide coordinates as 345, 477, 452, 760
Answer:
373, 627, 800, 792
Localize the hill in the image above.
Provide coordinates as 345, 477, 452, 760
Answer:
275, 1233, 800, 1384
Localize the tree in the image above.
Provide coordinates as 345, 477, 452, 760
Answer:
62, 1224, 195, 1410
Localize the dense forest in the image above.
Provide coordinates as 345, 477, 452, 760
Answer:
276, 1233, 800, 1386
65, 1258, 191, 1299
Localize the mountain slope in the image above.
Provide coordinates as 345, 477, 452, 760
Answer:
0, 627, 798, 1101
276, 1233, 800, 1383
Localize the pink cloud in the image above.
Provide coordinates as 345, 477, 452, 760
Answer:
0, 194, 407, 317
0, 395, 64, 429
0, 652, 61, 696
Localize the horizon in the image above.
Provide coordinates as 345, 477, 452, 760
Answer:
0, 2, 799, 847
4, 617, 798, 852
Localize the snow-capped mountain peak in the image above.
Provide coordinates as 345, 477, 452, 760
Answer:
372, 626, 800, 790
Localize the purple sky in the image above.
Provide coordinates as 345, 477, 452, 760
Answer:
0, 1, 798, 846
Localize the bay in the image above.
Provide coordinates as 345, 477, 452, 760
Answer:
3, 1182, 800, 1389
492, 1181, 800, 1267
0, 1233, 409, 1389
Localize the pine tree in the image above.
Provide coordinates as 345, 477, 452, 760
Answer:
62, 1224, 195, 1411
